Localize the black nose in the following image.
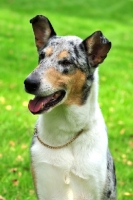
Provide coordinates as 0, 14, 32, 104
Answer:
24, 77, 40, 93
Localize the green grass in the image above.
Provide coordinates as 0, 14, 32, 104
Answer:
0, 0, 133, 199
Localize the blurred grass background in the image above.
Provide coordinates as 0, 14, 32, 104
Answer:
0, 0, 133, 199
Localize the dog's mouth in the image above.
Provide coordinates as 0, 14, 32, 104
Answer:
28, 90, 66, 114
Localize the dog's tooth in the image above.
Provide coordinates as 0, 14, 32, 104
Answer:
54, 92, 60, 99
41, 103, 44, 109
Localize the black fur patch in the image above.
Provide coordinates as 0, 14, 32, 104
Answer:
107, 190, 111, 198
87, 74, 94, 81
81, 84, 91, 104
113, 163, 117, 187
69, 41, 74, 46
74, 45, 80, 58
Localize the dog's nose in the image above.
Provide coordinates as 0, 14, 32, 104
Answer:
24, 77, 40, 93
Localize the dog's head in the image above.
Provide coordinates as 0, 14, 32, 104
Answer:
24, 15, 111, 114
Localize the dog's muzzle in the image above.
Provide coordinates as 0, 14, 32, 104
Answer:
24, 76, 66, 114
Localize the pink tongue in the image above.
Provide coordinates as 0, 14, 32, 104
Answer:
28, 95, 53, 114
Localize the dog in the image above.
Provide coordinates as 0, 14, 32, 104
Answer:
24, 15, 116, 200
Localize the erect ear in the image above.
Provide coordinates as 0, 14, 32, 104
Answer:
82, 31, 111, 67
30, 15, 56, 51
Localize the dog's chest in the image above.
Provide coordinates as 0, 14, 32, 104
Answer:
31, 137, 106, 200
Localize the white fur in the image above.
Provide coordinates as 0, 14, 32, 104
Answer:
31, 70, 108, 200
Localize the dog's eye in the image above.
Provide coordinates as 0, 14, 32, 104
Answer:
61, 60, 71, 66
39, 52, 45, 60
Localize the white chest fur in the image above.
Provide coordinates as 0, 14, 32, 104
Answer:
31, 125, 108, 200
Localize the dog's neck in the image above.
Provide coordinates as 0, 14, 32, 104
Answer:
37, 71, 100, 145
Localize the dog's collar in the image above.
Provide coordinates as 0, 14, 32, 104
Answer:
34, 127, 84, 149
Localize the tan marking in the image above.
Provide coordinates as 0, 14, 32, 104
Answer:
45, 68, 86, 105
45, 47, 53, 57
57, 50, 69, 59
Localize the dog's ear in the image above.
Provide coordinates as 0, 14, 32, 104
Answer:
82, 31, 111, 67
30, 15, 56, 51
